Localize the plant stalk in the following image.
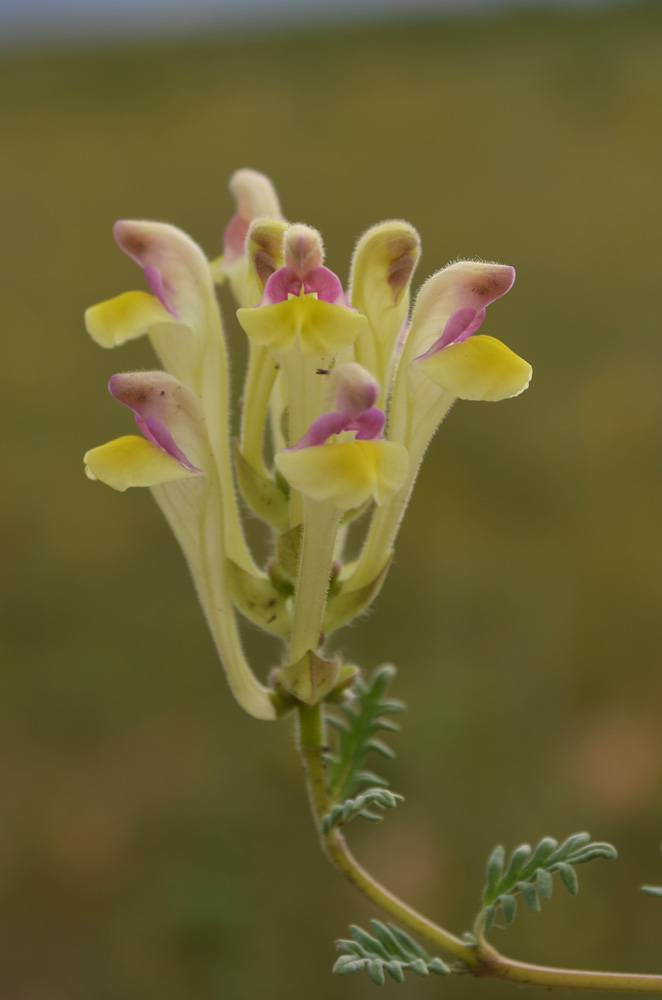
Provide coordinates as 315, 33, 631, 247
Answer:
296, 701, 662, 993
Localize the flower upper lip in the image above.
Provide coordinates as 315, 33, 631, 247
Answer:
108, 371, 203, 474
261, 265, 348, 307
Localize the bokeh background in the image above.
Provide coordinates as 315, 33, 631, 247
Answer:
2, 1, 662, 997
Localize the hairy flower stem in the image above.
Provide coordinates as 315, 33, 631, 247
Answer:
296, 702, 477, 966
296, 701, 662, 993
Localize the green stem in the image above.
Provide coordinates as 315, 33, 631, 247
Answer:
476, 938, 662, 994
325, 828, 476, 965
295, 703, 662, 993
298, 702, 330, 823
296, 702, 477, 966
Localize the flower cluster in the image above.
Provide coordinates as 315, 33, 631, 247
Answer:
84, 169, 531, 719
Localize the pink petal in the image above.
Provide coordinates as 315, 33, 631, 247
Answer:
414, 307, 487, 361
222, 213, 249, 263
454, 307, 486, 343
334, 369, 379, 419
303, 266, 345, 305
286, 404, 386, 451
139, 416, 201, 472
109, 372, 202, 472
114, 221, 182, 320
261, 266, 303, 304
143, 264, 180, 319
260, 264, 347, 307
350, 406, 385, 440
287, 410, 349, 450
283, 224, 324, 276
438, 307, 479, 349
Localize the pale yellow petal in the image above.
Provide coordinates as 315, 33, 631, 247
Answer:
237, 295, 368, 357
230, 168, 282, 222
243, 218, 288, 304
84, 435, 199, 491
405, 262, 515, 362
350, 221, 420, 349
350, 221, 420, 399
84, 291, 178, 348
275, 440, 408, 510
415, 334, 532, 401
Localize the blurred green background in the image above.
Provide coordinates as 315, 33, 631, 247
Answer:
2, 3, 662, 997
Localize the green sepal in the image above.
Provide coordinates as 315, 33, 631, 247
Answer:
265, 557, 295, 597
323, 556, 392, 634
226, 560, 290, 636
274, 523, 302, 581
325, 664, 360, 703
277, 650, 340, 706
266, 686, 298, 719
233, 440, 289, 531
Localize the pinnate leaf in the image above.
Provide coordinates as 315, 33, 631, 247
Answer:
326, 664, 405, 805
321, 787, 403, 834
333, 921, 450, 984
479, 832, 617, 931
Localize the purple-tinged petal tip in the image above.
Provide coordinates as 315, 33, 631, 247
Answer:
286, 410, 350, 451
305, 266, 346, 305
288, 364, 386, 450
113, 221, 181, 319
222, 213, 250, 263
415, 307, 487, 361
108, 371, 204, 474
139, 415, 202, 473
351, 406, 385, 440
283, 223, 324, 276
143, 265, 180, 319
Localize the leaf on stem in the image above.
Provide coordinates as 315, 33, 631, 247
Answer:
321, 787, 404, 834
479, 833, 617, 932
326, 664, 405, 809
333, 920, 450, 984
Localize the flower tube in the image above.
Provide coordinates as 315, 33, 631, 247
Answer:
350, 262, 531, 591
